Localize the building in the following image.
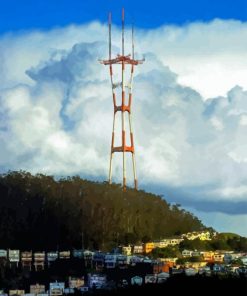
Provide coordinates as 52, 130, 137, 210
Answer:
49, 282, 65, 296
131, 276, 143, 286
121, 246, 132, 256
30, 284, 45, 295
9, 291, 24, 296
21, 251, 32, 270
182, 250, 193, 257
201, 251, 215, 262
144, 242, 155, 254
0, 250, 7, 259
153, 262, 170, 274
34, 252, 45, 271
154, 237, 184, 248
8, 250, 20, 266
68, 277, 85, 289
72, 249, 83, 259
87, 274, 106, 289
133, 245, 143, 254
145, 274, 157, 284
181, 231, 212, 241
104, 254, 117, 269
213, 253, 225, 263
47, 252, 58, 266
117, 255, 128, 269
93, 252, 105, 270
59, 251, 70, 260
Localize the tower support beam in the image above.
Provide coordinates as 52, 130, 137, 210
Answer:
100, 8, 144, 190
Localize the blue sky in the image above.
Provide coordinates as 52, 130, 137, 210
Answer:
0, 0, 246, 33
0, 0, 246, 236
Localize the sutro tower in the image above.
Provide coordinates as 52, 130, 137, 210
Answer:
100, 8, 144, 191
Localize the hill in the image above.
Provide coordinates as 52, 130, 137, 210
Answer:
0, 171, 206, 250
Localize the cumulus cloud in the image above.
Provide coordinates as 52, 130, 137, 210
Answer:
0, 20, 247, 225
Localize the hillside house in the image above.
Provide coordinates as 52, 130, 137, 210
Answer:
8, 250, 20, 266
133, 245, 143, 254
30, 284, 45, 294
34, 252, 45, 271
49, 282, 65, 296
21, 251, 32, 270
68, 277, 85, 289
87, 273, 107, 289
144, 242, 155, 253
47, 252, 58, 266
59, 251, 70, 260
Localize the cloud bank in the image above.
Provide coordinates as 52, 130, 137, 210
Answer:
0, 20, 247, 233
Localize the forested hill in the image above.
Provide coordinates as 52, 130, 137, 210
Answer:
0, 171, 206, 251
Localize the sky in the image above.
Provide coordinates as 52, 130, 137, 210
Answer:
0, 0, 247, 236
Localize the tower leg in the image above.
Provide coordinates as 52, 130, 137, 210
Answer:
109, 113, 115, 184
128, 112, 138, 190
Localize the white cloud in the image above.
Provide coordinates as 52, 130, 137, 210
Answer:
0, 20, 247, 222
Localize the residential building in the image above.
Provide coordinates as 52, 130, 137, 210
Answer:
68, 277, 85, 289
34, 252, 45, 271
133, 245, 143, 254
87, 273, 106, 289
21, 251, 32, 270
30, 284, 45, 295
144, 242, 155, 253
182, 250, 193, 257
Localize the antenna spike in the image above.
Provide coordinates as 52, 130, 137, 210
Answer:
132, 23, 135, 60
122, 8, 124, 56
108, 12, 112, 60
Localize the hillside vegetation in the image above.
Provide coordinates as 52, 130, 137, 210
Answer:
0, 171, 206, 250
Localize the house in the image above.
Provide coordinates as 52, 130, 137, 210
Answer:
30, 284, 45, 295
92, 252, 105, 270
182, 231, 212, 241
240, 256, 247, 265
145, 274, 157, 284
8, 250, 20, 266
131, 276, 143, 286
21, 251, 32, 270
144, 242, 155, 254
34, 252, 45, 271
117, 255, 128, 269
191, 251, 201, 257
185, 268, 197, 276
83, 250, 94, 268
47, 252, 58, 266
184, 261, 207, 269
59, 251, 70, 260
160, 257, 177, 264
156, 272, 170, 283
72, 249, 83, 259
68, 276, 84, 289
129, 255, 143, 266
133, 245, 143, 254
9, 291, 25, 296
87, 273, 107, 289
213, 253, 224, 263
153, 241, 168, 248
155, 238, 183, 248
0, 250, 7, 259
104, 254, 117, 269
121, 246, 132, 256
153, 262, 170, 274
49, 282, 65, 296
201, 251, 215, 262
182, 250, 193, 257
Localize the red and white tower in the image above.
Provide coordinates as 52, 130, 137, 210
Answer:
100, 8, 144, 191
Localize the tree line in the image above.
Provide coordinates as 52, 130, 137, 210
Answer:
0, 171, 206, 251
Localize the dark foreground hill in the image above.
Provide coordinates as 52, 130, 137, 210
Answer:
0, 171, 206, 250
